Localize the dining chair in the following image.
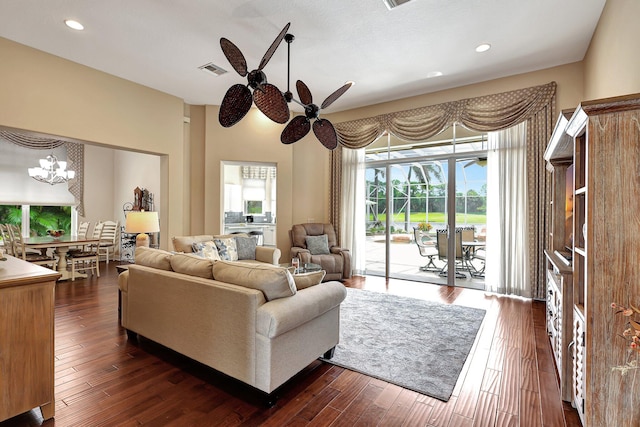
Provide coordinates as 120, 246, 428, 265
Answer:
68, 224, 102, 281
68, 221, 91, 255
6, 223, 42, 257
8, 226, 58, 270
93, 220, 119, 263
1, 224, 13, 256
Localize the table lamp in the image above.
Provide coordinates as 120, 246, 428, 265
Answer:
125, 211, 160, 247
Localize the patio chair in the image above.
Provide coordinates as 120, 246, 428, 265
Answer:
435, 228, 466, 278
413, 227, 438, 272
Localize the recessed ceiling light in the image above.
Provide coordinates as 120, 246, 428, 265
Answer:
475, 43, 491, 53
64, 20, 84, 31
426, 71, 443, 78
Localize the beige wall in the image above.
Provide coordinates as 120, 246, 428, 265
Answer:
583, 0, 640, 100
0, 37, 185, 250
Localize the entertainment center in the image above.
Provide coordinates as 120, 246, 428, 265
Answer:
544, 93, 640, 427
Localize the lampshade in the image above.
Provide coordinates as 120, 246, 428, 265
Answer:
125, 211, 160, 247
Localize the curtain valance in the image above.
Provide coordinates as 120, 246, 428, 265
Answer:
0, 130, 85, 216
335, 81, 556, 148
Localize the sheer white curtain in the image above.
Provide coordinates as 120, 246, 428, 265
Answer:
485, 121, 531, 297
340, 147, 366, 275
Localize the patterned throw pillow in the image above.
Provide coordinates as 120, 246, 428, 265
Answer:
305, 234, 330, 255
213, 237, 239, 261
192, 241, 221, 261
235, 236, 257, 260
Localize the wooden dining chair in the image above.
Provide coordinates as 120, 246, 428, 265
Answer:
0, 224, 14, 256
91, 221, 119, 263
6, 223, 42, 257
7, 226, 58, 270
68, 221, 91, 255
68, 224, 102, 281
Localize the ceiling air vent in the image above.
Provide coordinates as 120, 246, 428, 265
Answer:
198, 62, 227, 76
382, 0, 412, 9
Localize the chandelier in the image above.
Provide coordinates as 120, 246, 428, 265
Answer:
28, 153, 75, 185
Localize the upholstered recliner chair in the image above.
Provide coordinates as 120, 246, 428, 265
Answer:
289, 223, 351, 281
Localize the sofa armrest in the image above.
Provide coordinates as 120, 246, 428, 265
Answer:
256, 281, 347, 338
330, 247, 352, 279
255, 246, 281, 265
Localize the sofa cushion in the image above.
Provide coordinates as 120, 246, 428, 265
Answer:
214, 237, 239, 261
235, 236, 257, 260
293, 270, 326, 290
212, 261, 296, 301
192, 240, 221, 261
172, 235, 214, 253
305, 234, 330, 255
170, 253, 215, 279
135, 246, 173, 270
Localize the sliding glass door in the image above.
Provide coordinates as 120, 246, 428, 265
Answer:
364, 126, 488, 288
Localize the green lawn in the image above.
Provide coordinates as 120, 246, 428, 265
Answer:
369, 212, 486, 224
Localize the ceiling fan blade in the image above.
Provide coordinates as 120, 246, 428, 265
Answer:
219, 84, 252, 127
258, 22, 291, 71
313, 119, 338, 150
296, 80, 313, 106
220, 38, 248, 77
281, 116, 311, 144
321, 82, 353, 110
253, 83, 290, 124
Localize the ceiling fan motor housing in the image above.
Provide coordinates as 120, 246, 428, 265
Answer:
247, 70, 268, 90
305, 103, 320, 119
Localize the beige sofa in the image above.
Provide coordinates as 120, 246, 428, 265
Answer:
171, 234, 281, 265
119, 247, 347, 397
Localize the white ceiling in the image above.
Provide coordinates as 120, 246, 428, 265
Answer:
0, 0, 606, 113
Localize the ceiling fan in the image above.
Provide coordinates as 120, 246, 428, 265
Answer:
218, 23, 291, 127
280, 80, 352, 150
463, 157, 488, 168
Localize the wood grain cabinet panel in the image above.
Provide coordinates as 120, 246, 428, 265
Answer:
0, 255, 60, 422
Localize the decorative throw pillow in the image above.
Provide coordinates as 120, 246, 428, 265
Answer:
293, 270, 326, 290
305, 234, 330, 255
235, 236, 257, 260
134, 246, 173, 270
214, 237, 239, 261
170, 253, 214, 279
212, 261, 296, 301
192, 240, 221, 261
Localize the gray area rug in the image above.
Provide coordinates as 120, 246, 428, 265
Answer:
322, 288, 486, 402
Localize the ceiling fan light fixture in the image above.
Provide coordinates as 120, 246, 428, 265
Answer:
382, 0, 412, 10
64, 19, 84, 31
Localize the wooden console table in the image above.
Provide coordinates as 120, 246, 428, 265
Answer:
0, 255, 60, 422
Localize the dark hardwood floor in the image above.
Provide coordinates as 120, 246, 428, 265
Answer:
1, 262, 581, 426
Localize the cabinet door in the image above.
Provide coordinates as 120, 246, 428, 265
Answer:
0, 282, 55, 421
263, 227, 276, 246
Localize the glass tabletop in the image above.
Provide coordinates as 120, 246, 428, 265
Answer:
280, 262, 323, 274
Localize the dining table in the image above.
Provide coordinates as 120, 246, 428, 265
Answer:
22, 235, 101, 281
